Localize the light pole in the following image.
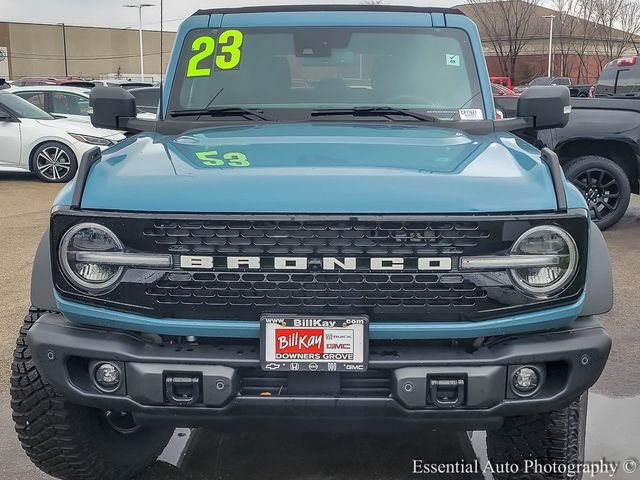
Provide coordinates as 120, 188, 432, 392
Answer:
543, 15, 555, 78
58, 23, 68, 77
124, 3, 155, 82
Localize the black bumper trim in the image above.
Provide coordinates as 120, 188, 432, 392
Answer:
27, 314, 611, 430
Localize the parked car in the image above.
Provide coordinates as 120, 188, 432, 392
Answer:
490, 76, 513, 89
491, 83, 519, 97
9, 85, 91, 124
496, 93, 640, 229
11, 76, 96, 88
9, 85, 156, 125
492, 84, 519, 119
595, 56, 640, 97
0, 91, 124, 182
128, 86, 160, 114
514, 76, 571, 93
569, 84, 593, 98
14, 6, 613, 480
92, 79, 154, 89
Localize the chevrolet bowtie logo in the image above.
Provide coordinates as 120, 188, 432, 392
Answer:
178, 256, 453, 272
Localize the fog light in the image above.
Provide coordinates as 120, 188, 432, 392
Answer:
511, 366, 540, 396
94, 362, 121, 392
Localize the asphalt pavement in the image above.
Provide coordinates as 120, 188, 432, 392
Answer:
0, 171, 638, 480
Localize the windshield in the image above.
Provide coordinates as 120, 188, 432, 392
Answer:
528, 77, 552, 86
169, 27, 485, 121
0, 93, 54, 120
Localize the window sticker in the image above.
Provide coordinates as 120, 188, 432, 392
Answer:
446, 53, 460, 67
186, 30, 244, 78
195, 150, 250, 167
458, 109, 484, 120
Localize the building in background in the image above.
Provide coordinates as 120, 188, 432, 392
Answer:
0, 22, 175, 81
457, 0, 640, 86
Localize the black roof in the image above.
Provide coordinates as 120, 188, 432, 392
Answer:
193, 5, 464, 17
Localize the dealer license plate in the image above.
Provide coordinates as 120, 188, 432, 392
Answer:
260, 314, 368, 372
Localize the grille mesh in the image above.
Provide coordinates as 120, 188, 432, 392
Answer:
143, 219, 491, 256
140, 219, 497, 319
147, 272, 486, 310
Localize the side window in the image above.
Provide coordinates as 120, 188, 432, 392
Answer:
15, 92, 46, 110
51, 93, 89, 115
554, 78, 570, 86
614, 69, 640, 94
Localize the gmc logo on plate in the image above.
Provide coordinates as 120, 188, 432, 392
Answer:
178, 256, 453, 271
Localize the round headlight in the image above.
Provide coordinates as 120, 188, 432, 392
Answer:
59, 223, 124, 292
509, 225, 578, 297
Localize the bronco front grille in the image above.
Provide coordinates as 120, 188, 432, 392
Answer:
51, 212, 588, 323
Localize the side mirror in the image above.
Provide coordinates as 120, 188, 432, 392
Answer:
517, 85, 570, 129
89, 86, 137, 130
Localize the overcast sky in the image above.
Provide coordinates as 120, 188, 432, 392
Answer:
3, 0, 466, 31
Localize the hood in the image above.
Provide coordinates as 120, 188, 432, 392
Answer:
74, 123, 559, 214
36, 118, 125, 140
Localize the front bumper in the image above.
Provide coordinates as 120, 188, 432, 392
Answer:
28, 314, 611, 431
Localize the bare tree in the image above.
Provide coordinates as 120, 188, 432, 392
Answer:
552, 0, 599, 82
554, 0, 640, 81
465, 0, 542, 83
553, 0, 580, 77
593, 0, 640, 69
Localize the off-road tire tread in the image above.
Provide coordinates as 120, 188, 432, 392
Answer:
11, 307, 169, 480
486, 395, 586, 480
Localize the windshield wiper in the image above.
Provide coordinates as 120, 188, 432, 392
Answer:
169, 107, 273, 121
311, 106, 439, 122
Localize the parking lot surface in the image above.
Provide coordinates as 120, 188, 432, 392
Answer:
1, 172, 638, 479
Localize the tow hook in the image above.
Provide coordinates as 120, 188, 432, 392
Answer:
165, 374, 202, 406
429, 377, 465, 408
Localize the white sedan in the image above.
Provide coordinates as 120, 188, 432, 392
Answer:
8, 85, 93, 124
9, 85, 157, 123
0, 91, 125, 182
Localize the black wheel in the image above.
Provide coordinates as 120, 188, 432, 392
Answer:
487, 395, 588, 480
31, 142, 78, 183
11, 308, 173, 480
563, 155, 631, 230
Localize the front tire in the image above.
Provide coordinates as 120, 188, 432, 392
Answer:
563, 155, 631, 230
31, 142, 78, 183
11, 308, 173, 480
486, 395, 588, 480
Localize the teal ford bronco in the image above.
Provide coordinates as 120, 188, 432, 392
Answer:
13, 5, 612, 480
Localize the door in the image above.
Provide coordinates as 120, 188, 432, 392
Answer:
0, 109, 22, 168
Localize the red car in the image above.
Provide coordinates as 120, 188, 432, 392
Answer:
11, 76, 96, 88
492, 84, 520, 119
490, 76, 513, 89
491, 83, 519, 97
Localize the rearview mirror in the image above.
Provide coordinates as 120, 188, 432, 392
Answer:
90, 86, 137, 130
517, 85, 570, 130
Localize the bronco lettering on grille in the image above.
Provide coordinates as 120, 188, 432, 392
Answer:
179, 256, 453, 271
